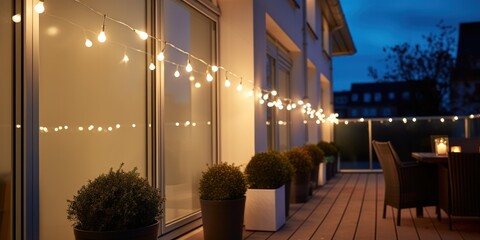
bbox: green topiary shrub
[303,144,325,166]
[66,164,164,231]
[245,151,295,189]
[284,147,314,174]
[317,141,338,157]
[199,162,247,200]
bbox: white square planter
[244,185,286,231]
[318,162,327,186]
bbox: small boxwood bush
[66,164,164,231]
[245,151,295,189]
[303,144,325,166]
[284,147,314,174]
[199,162,247,200]
[317,141,338,157]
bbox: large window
[0,1,13,239]
[266,38,291,152]
[39,0,150,239]
[162,0,216,225]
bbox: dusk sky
[333,0,480,91]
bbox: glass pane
[0,0,13,238]
[266,55,275,151]
[39,0,149,239]
[163,0,215,223]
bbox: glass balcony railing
[334,115,480,171]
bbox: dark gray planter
[290,172,310,203]
[73,221,159,240]
[201,197,245,240]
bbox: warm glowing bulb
[122,54,129,62]
[174,70,180,78]
[157,52,165,61]
[259,99,265,104]
[271,90,277,96]
[149,63,156,70]
[248,90,254,96]
[85,39,93,48]
[206,72,213,82]
[263,94,269,100]
[189,74,195,81]
[298,100,304,105]
[34,1,45,14]
[225,79,231,87]
[211,65,218,72]
[12,14,21,23]
[236,83,243,91]
[186,62,193,72]
[135,30,149,40]
[97,31,106,43]
[195,82,201,88]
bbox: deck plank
[354,173,377,240]
[179,173,480,240]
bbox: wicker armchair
[439,152,480,230]
[372,140,438,225]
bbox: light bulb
[135,30,149,40]
[85,39,93,48]
[34,1,45,14]
[97,31,106,43]
[149,63,156,70]
[195,82,201,88]
[291,103,296,109]
[259,99,265,104]
[263,94,269,100]
[122,54,129,62]
[174,70,180,78]
[186,62,193,72]
[298,100,304,105]
[157,52,165,61]
[236,83,243,91]
[189,74,195,81]
[12,14,21,23]
[224,79,231,87]
[248,90,254,96]
[206,72,213,82]
[271,90,277,96]
[211,65,218,72]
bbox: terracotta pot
[73,221,159,240]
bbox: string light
[189,73,195,81]
[174,65,180,78]
[186,55,193,72]
[84,38,93,48]
[225,72,231,87]
[157,42,166,61]
[97,14,107,43]
[12,14,21,23]
[195,82,201,88]
[122,53,129,63]
[43,0,343,124]
[135,30,149,40]
[34,0,45,14]
[149,62,156,71]
[236,78,243,92]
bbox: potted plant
[66,164,164,240]
[244,151,294,231]
[317,141,339,180]
[284,147,314,203]
[199,162,247,240]
[303,144,325,190]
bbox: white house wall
[217,0,335,166]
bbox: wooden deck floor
[179,173,480,240]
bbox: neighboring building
[334,80,439,118]
[0,0,355,239]
[451,22,480,114]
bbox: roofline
[320,0,356,56]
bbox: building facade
[0,0,355,239]
[451,22,480,115]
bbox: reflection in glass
[163,0,215,223]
